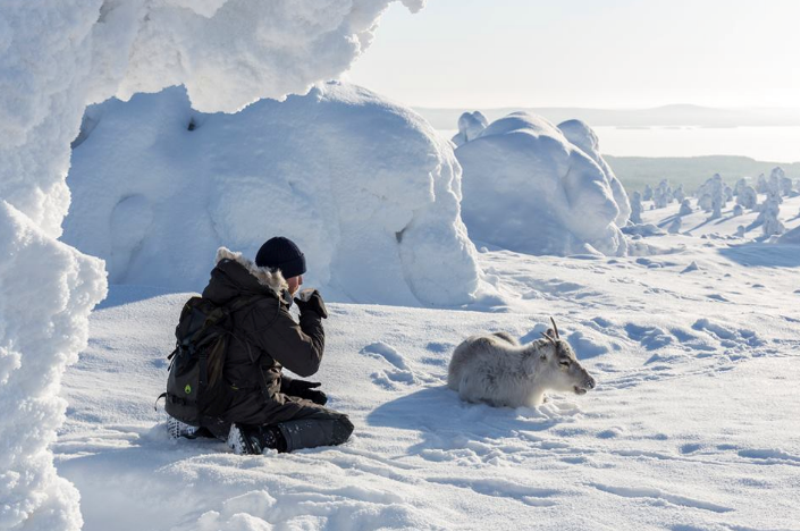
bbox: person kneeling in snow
[168,237,353,454]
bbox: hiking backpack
[160,294,262,426]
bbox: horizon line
[412,104,800,112]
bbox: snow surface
[0,1,423,528]
[454,113,630,257]
[57,205,800,528]
[63,83,480,306]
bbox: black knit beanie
[255,237,307,278]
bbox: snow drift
[454,112,630,256]
[0,1,424,528]
[63,83,480,306]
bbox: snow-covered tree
[736,225,746,238]
[764,169,784,205]
[724,185,734,202]
[757,185,784,237]
[771,167,793,197]
[698,192,712,212]
[653,179,672,209]
[733,204,743,217]
[737,185,758,210]
[679,199,693,216]
[630,191,643,224]
[733,178,747,197]
[668,217,681,234]
[642,184,653,201]
[762,208,785,237]
[673,184,685,203]
[756,173,768,193]
[696,174,725,219]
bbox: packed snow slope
[63,84,479,306]
[454,112,631,257]
[57,196,800,530]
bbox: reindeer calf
[447,319,596,408]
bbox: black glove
[282,378,328,405]
[294,289,328,319]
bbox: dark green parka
[202,247,325,425]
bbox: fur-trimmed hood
[214,246,288,298]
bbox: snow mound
[63,83,480,306]
[557,119,631,226]
[454,112,629,257]
[0,202,107,531]
[452,111,488,147]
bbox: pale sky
[346,0,800,109]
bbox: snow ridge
[454,112,630,257]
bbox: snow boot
[167,416,201,439]
[227,423,287,455]
[167,416,215,439]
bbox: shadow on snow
[366,386,577,456]
[718,242,800,268]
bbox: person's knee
[331,415,354,445]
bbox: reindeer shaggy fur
[447,320,596,408]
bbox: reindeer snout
[586,375,597,389]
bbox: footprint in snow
[736,447,800,466]
[361,342,410,370]
[370,369,417,390]
[361,342,418,389]
[692,319,765,348]
[590,483,732,513]
[624,323,673,351]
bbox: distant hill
[417,105,800,130]
[606,155,800,194]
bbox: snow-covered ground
[56,195,800,530]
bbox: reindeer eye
[559,360,571,367]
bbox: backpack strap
[224,294,266,314]
[154,392,167,411]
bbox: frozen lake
[595,126,800,162]
[440,126,800,163]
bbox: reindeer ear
[545,328,556,339]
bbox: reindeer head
[539,317,597,396]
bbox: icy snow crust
[455,113,630,257]
[0,1,423,528]
[63,84,480,306]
